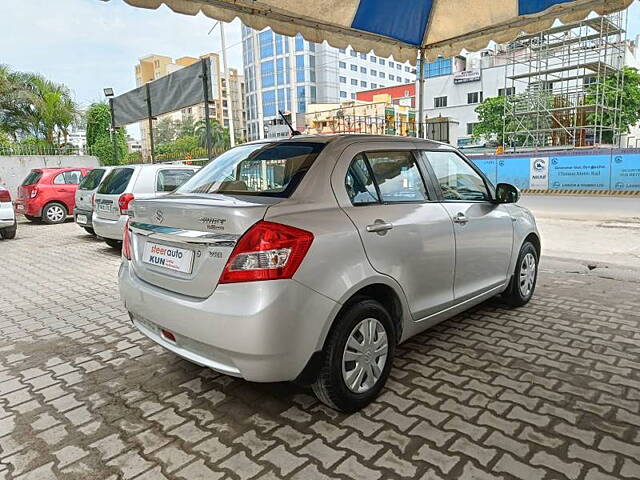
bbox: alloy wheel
[341,317,388,393]
[519,252,536,297]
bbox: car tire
[0,222,17,240]
[503,241,538,307]
[25,214,39,222]
[312,298,395,412]
[104,238,122,249]
[84,227,96,236]
[42,202,67,224]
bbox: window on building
[498,87,515,96]
[397,64,402,70]
[467,122,478,135]
[309,55,316,82]
[296,55,305,82]
[261,60,275,88]
[379,72,385,79]
[371,70,377,77]
[262,90,276,117]
[422,57,453,78]
[259,30,273,58]
[379,59,386,66]
[405,78,410,83]
[405,66,411,72]
[434,96,447,108]
[339,48,346,54]
[351,93,356,99]
[360,53,366,60]
[277,88,286,111]
[371,83,377,89]
[350,64,357,72]
[339,76,346,83]
[276,58,285,85]
[389,74,394,81]
[370,56,377,63]
[360,80,367,88]
[360,66,366,74]
[295,33,304,51]
[297,86,306,113]
[351,78,358,86]
[339,61,346,68]
[340,90,347,98]
[275,34,284,55]
[467,91,483,104]
[350,50,357,57]
[389,61,394,68]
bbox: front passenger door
[423,150,513,301]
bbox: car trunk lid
[128,194,280,298]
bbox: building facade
[241,25,416,141]
[134,53,245,160]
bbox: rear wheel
[503,241,538,307]
[0,222,16,239]
[42,202,67,224]
[84,227,96,236]
[312,298,395,412]
[104,238,121,249]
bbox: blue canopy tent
[99,0,633,134]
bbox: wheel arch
[524,232,541,258]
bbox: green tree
[585,66,640,144]
[154,117,178,145]
[195,118,230,150]
[471,96,507,145]
[85,102,126,165]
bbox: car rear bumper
[93,213,127,240]
[118,260,338,382]
[74,207,93,227]
[0,203,16,226]
[14,200,40,217]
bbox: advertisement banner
[497,157,530,190]
[610,154,640,191]
[548,155,610,190]
[529,157,549,190]
[473,159,498,185]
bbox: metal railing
[0,145,96,156]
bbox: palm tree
[195,118,230,150]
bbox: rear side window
[22,170,42,186]
[156,169,196,193]
[54,170,82,185]
[176,142,324,197]
[79,169,106,190]
[346,151,428,204]
[98,168,134,195]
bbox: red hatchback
[15,167,92,224]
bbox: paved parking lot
[2,220,640,480]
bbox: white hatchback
[0,186,17,240]
[93,163,199,248]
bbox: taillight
[30,188,38,199]
[118,193,134,215]
[122,219,132,260]
[219,221,313,284]
[0,189,10,202]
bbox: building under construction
[503,11,627,151]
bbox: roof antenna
[278,110,301,136]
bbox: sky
[1,0,639,137]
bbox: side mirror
[495,183,520,204]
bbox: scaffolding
[503,11,627,152]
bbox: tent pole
[145,83,155,164]
[417,48,425,139]
[201,58,214,162]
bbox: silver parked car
[0,186,17,240]
[93,163,199,249]
[119,135,540,412]
[75,166,113,236]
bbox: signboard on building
[453,70,481,84]
[529,157,549,190]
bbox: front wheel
[42,202,67,224]
[503,241,538,307]
[312,298,395,412]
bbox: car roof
[243,134,453,150]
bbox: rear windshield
[22,170,42,186]
[79,169,106,190]
[156,169,196,192]
[175,142,324,197]
[98,168,134,195]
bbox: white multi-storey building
[242,25,416,141]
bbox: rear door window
[156,169,196,193]
[22,171,42,186]
[63,170,82,184]
[98,168,134,195]
[79,169,106,190]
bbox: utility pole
[417,49,425,139]
[108,98,119,164]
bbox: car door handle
[366,220,393,234]
[453,212,469,224]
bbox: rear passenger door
[421,150,514,301]
[334,144,456,320]
[53,170,82,211]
